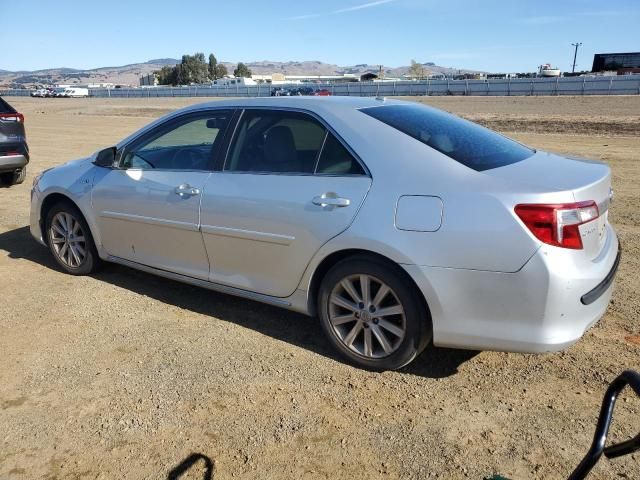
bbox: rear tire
[0,167,26,186]
[13,167,26,185]
[318,255,431,371]
[45,201,102,275]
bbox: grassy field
[0,96,638,479]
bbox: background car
[31,89,49,97]
[52,87,69,97]
[314,88,332,96]
[30,97,619,370]
[290,86,315,96]
[270,87,292,96]
[0,96,29,186]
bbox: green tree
[179,53,208,84]
[215,63,228,78]
[155,65,177,85]
[208,54,218,80]
[408,59,426,80]
[234,62,252,78]
[155,52,224,85]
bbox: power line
[571,42,583,73]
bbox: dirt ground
[0,96,638,480]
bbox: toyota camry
[30,97,620,370]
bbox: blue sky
[1,0,638,72]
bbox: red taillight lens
[514,201,599,250]
[0,113,24,123]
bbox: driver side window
[121,111,231,170]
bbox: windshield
[360,103,534,171]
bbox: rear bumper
[0,154,28,172]
[581,248,621,305]
[404,224,620,353]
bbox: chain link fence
[2,75,639,98]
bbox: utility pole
[571,42,582,73]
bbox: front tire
[45,202,102,275]
[318,256,432,371]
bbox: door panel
[92,169,211,279]
[200,173,371,297]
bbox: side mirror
[93,147,116,168]
[206,118,225,129]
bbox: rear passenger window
[361,104,534,171]
[226,110,326,174]
[316,134,365,175]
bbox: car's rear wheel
[45,202,101,275]
[0,167,26,186]
[318,256,431,370]
[12,167,26,185]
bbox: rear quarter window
[360,104,534,171]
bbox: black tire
[44,201,102,275]
[13,167,27,185]
[318,255,432,371]
[0,167,26,186]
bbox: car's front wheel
[318,256,432,371]
[45,202,102,275]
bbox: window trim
[116,108,235,172]
[220,107,371,178]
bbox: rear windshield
[0,97,16,114]
[360,104,534,171]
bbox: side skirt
[106,255,305,312]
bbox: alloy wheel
[328,274,406,358]
[49,212,87,268]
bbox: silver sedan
[30,97,620,370]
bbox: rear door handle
[312,192,350,208]
[174,184,201,198]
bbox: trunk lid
[486,150,612,260]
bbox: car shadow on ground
[0,226,478,379]
[167,453,214,480]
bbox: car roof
[178,95,401,114]
[116,96,411,150]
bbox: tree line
[155,53,252,86]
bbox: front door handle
[174,184,201,198]
[312,192,350,208]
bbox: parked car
[314,88,332,96]
[30,97,619,370]
[0,96,29,186]
[51,87,68,98]
[51,87,89,98]
[290,86,315,96]
[64,87,89,98]
[271,87,292,96]
[31,89,49,98]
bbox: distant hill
[0,59,482,88]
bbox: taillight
[0,113,24,123]
[514,201,599,250]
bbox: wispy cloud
[288,0,396,20]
